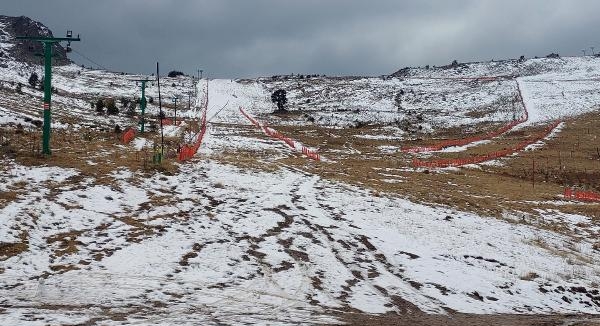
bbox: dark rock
[0,15,71,65]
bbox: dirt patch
[0,241,28,260]
[336,312,600,326]
[2,127,179,178]
[46,230,84,257]
[0,231,28,260]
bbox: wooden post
[532,157,535,188]
[559,150,562,170]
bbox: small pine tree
[126,101,136,117]
[271,89,287,111]
[28,72,38,88]
[16,82,22,93]
[96,99,105,114]
[119,97,130,108]
[105,98,119,115]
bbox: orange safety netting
[178,84,209,161]
[413,120,561,168]
[403,81,529,153]
[161,118,185,126]
[564,188,600,202]
[121,127,136,144]
[239,107,321,161]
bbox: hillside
[0,15,70,66]
[1,16,600,326]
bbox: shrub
[168,70,184,78]
[119,97,130,108]
[96,99,105,114]
[105,98,119,115]
[28,72,38,88]
[126,101,136,117]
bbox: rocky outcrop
[0,15,71,66]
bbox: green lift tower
[16,31,81,156]
[132,79,152,133]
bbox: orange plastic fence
[403,81,529,153]
[240,108,260,128]
[302,146,321,161]
[162,118,187,126]
[239,107,321,161]
[178,83,209,161]
[413,120,561,168]
[263,127,296,149]
[564,188,600,202]
[121,127,136,144]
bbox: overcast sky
[3,0,599,78]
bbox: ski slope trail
[517,64,600,126]
[2,158,600,325]
[205,79,270,125]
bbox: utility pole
[172,95,179,125]
[185,91,193,111]
[194,70,201,97]
[591,47,596,56]
[582,49,586,56]
[157,62,164,161]
[131,79,152,133]
[16,31,80,155]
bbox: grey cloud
[2,0,599,77]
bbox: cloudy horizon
[3,0,599,78]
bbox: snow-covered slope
[1,159,599,325]
[518,59,600,125]
[2,16,600,324]
[230,56,600,137]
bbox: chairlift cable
[70,48,110,71]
